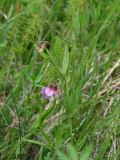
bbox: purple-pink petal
[41,85,58,99]
[41,87,48,98]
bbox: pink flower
[41,85,58,99]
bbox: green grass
[0,0,120,159]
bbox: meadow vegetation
[0,0,120,159]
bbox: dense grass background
[0,0,120,159]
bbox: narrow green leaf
[57,150,69,160]
[80,145,93,160]
[67,143,78,160]
[62,45,69,75]
[22,138,51,149]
